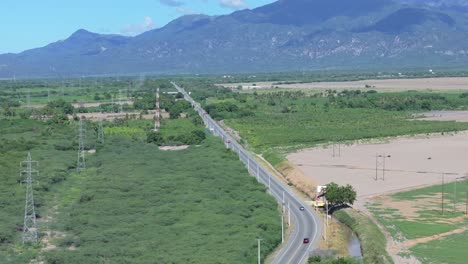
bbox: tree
[146,131,163,145]
[324,182,356,208]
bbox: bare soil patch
[219,77,468,92]
[402,226,468,249]
[415,111,468,122]
[70,110,169,121]
[287,132,468,208]
[159,145,190,151]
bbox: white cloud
[121,16,157,36]
[159,0,185,7]
[219,0,247,10]
[176,7,199,15]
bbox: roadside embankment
[334,208,393,264]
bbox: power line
[256,238,263,264]
[118,89,123,113]
[97,119,104,144]
[21,152,38,244]
[154,88,161,131]
[77,118,86,172]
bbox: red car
[303,238,310,244]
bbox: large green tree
[324,182,357,208]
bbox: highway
[172,82,322,264]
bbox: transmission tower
[26,90,31,109]
[77,118,86,172]
[97,119,104,144]
[154,88,161,131]
[21,152,38,244]
[118,89,123,113]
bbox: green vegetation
[179,82,468,160]
[324,183,357,208]
[334,209,393,264]
[43,136,280,263]
[0,119,81,263]
[368,180,468,241]
[308,255,359,264]
[0,82,282,263]
[218,90,468,164]
[409,230,468,264]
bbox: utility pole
[326,200,329,227]
[281,213,284,243]
[97,119,104,144]
[441,173,445,215]
[154,88,161,131]
[21,152,38,244]
[77,118,86,172]
[323,212,327,241]
[375,154,390,181]
[26,90,31,110]
[464,178,468,215]
[256,239,263,264]
[282,191,285,213]
[454,177,457,213]
[118,89,123,113]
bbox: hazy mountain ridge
[1,0,468,77]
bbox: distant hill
[1,0,468,78]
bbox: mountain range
[1,0,468,78]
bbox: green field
[0,114,281,263]
[367,181,468,264]
[368,181,468,240]
[410,230,468,264]
[210,90,468,164]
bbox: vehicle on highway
[299,206,305,211]
[303,238,310,244]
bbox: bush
[146,131,163,145]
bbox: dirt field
[416,110,468,122]
[219,77,468,92]
[30,100,133,109]
[71,110,169,121]
[287,132,468,204]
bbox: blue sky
[1,0,275,54]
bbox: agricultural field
[181,77,468,263]
[0,79,282,263]
[287,132,468,201]
[367,181,468,264]
[209,89,468,165]
[218,77,468,93]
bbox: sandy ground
[287,132,468,204]
[416,110,468,122]
[71,110,169,121]
[287,132,468,263]
[219,77,468,92]
[29,100,133,109]
[159,145,190,151]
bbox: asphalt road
[172,82,322,264]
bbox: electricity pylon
[97,119,104,144]
[118,89,123,113]
[154,88,161,131]
[21,152,38,244]
[77,118,86,172]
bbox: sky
[1,0,275,54]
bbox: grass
[0,117,282,263]
[45,136,281,263]
[410,230,468,264]
[220,92,468,164]
[333,208,393,264]
[368,181,468,262]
